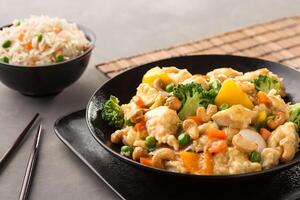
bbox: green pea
[266,115,275,121]
[2,40,11,48]
[0,56,9,63]
[178,133,190,146]
[145,136,156,148]
[55,55,64,63]
[166,83,175,92]
[36,33,43,42]
[249,151,261,163]
[120,146,133,157]
[219,103,229,111]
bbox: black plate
[86,55,300,179]
[54,110,300,200]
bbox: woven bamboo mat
[96,16,300,78]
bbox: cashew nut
[166,135,179,150]
[196,104,217,123]
[232,134,258,153]
[153,78,164,91]
[152,148,176,168]
[111,128,129,143]
[267,111,286,129]
[132,147,147,161]
[165,96,181,110]
[280,137,296,162]
[182,119,200,139]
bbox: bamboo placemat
[96,16,300,78]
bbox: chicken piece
[182,75,209,89]
[267,122,299,162]
[207,68,242,82]
[162,67,192,84]
[261,148,281,169]
[211,105,256,129]
[236,81,256,96]
[121,102,144,123]
[267,89,289,118]
[213,147,262,175]
[149,94,166,109]
[145,106,180,143]
[136,83,159,107]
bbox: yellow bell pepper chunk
[257,110,267,123]
[142,67,171,86]
[179,151,200,173]
[215,79,254,109]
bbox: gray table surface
[0,0,299,199]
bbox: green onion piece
[219,103,230,111]
[166,83,175,92]
[36,33,43,42]
[125,119,135,126]
[0,56,9,63]
[55,55,64,63]
[15,20,21,26]
[2,40,11,48]
[249,151,261,163]
[266,115,275,121]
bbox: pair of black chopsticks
[0,113,42,200]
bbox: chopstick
[0,113,39,170]
[18,124,42,200]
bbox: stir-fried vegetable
[219,103,229,111]
[180,151,200,173]
[253,75,281,94]
[215,79,253,109]
[288,103,300,130]
[36,33,43,42]
[140,157,152,166]
[170,82,216,120]
[100,95,124,129]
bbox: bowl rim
[0,23,96,68]
[86,54,300,179]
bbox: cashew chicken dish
[100,66,300,175]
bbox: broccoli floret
[100,95,124,129]
[171,82,217,120]
[288,103,300,131]
[253,75,280,94]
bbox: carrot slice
[187,116,202,125]
[207,129,226,140]
[180,151,200,173]
[257,91,271,106]
[200,153,214,175]
[140,157,152,166]
[135,121,146,132]
[260,128,271,140]
[135,98,144,107]
[208,140,227,154]
[24,41,32,51]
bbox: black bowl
[0,24,95,96]
[86,55,300,180]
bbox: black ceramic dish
[0,24,95,96]
[86,55,300,180]
[54,110,300,200]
